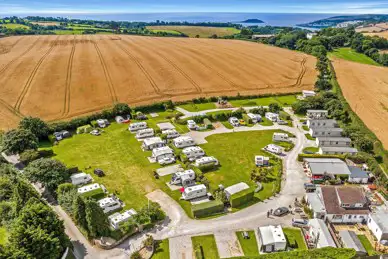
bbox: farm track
[61,35,76,118]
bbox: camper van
[181,184,207,200]
[170,169,196,186]
[136,128,154,139]
[129,122,148,132]
[162,129,180,139]
[229,117,240,127]
[194,156,219,167]
[182,146,206,161]
[264,144,283,155]
[247,113,262,124]
[272,133,289,142]
[152,146,175,165]
[98,197,122,214]
[70,172,92,185]
[173,136,196,148]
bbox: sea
[8,12,341,27]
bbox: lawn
[302,125,309,131]
[152,239,170,259]
[259,118,274,126]
[303,147,319,154]
[236,231,259,256]
[191,235,219,259]
[229,94,298,108]
[179,102,217,112]
[305,133,315,140]
[0,227,8,246]
[329,48,380,66]
[357,235,378,256]
[283,227,307,251]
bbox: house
[339,230,366,255]
[319,147,358,156]
[307,219,337,248]
[367,212,388,243]
[98,197,122,214]
[272,132,289,142]
[194,156,219,167]
[307,119,338,129]
[136,128,154,139]
[152,146,175,163]
[162,129,180,139]
[181,184,207,200]
[306,110,328,119]
[265,112,279,122]
[247,113,262,123]
[302,90,316,98]
[77,183,101,194]
[173,136,196,148]
[309,127,343,138]
[70,172,92,185]
[264,144,284,155]
[108,209,137,230]
[255,155,270,166]
[142,137,165,151]
[182,146,205,161]
[304,158,351,183]
[224,182,250,200]
[128,122,147,132]
[316,137,351,147]
[257,225,287,253]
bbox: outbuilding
[224,182,250,200]
[348,166,369,184]
[142,137,165,151]
[70,172,93,186]
[108,209,137,230]
[257,225,287,253]
[367,212,388,243]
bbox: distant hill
[240,19,264,24]
[297,14,388,28]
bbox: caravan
[182,146,206,161]
[173,136,196,148]
[255,156,270,166]
[129,122,148,132]
[181,184,207,200]
[162,129,180,139]
[264,144,284,155]
[70,172,92,185]
[108,209,137,230]
[97,119,110,128]
[247,113,262,124]
[272,133,289,142]
[170,169,196,186]
[136,128,154,139]
[152,146,175,165]
[142,137,165,151]
[194,156,219,167]
[98,197,122,214]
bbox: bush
[203,118,213,129]
[297,153,346,162]
[229,188,254,208]
[192,200,224,218]
[279,111,291,120]
[90,120,98,128]
[19,149,40,165]
[242,114,252,124]
[197,163,218,173]
[76,125,93,134]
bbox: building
[257,225,287,253]
[173,136,196,148]
[307,219,337,248]
[224,182,250,200]
[339,230,366,255]
[108,209,137,230]
[319,147,358,156]
[252,34,275,40]
[152,146,174,163]
[98,197,122,214]
[142,137,165,151]
[303,158,351,183]
[309,127,343,138]
[77,183,101,194]
[306,110,328,119]
[71,172,92,185]
[265,112,279,122]
[307,119,338,129]
[306,33,317,40]
[272,132,289,142]
[302,90,316,98]
[367,212,388,243]
[306,189,327,219]
[316,137,351,147]
[348,166,369,184]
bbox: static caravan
[265,112,279,122]
[247,113,262,123]
[194,156,219,167]
[96,119,110,128]
[129,122,147,132]
[181,184,207,200]
[258,225,287,253]
[173,136,196,149]
[170,169,196,186]
[306,110,328,119]
[98,197,122,214]
[71,172,92,186]
[318,147,358,156]
[187,120,198,130]
[53,130,71,141]
[255,156,270,166]
[272,133,289,142]
[309,127,343,138]
[142,137,165,151]
[136,128,154,139]
[152,146,175,165]
[264,144,283,155]
[77,183,101,194]
[224,182,250,200]
[307,119,338,129]
[162,129,180,139]
[182,146,206,161]
[316,137,351,147]
[108,209,137,230]
[302,90,316,98]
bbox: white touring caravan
[152,146,175,165]
[70,172,93,185]
[162,129,180,139]
[247,113,262,123]
[173,136,196,148]
[182,146,206,161]
[97,119,110,128]
[142,137,165,151]
[264,144,284,155]
[194,156,219,167]
[170,169,196,186]
[129,122,148,132]
[272,133,289,142]
[77,183,101,194]
[108,209,137,230]
[181,184,207,200]
[136,128,154,139]
[98,197,122,214]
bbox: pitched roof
[317,137,352,142]
[369,212,388,233]
[224,182,250,196]
[336,187,368,204]
[320,147,358,153]
[306,158,351,176]
[348,166,369,179]
[309,219,337,248]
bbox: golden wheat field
[0,35,317,129]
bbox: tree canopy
[19,116,49,140]
[1,129,38,155]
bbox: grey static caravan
[135,128,154,139]
[306,110,328,119]
[319,146,358,156]
[162,129,180,139]
[182,146,206,161]
[309,127,343,138]
[316,137,352,147]
[98,197,122,214]
[142,137,165,151]
[194,156,219,167]
[307,119,338,129]
[181,184,207,200]
[77,183,101,194]
[173,136,196,148]
[70,172,93,186]
[128,122,148,132]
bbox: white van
[173,136,196,149]
[194,156,219,167]
[229,117,240,127]
[181,184,207,200]
[170,169,196,186]
[136,128,154,139]
[162,129,180,139]
[182,146,206,161]
[129,122,147,132]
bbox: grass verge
[192,235,219,259]
[179,102,217,112]
[303,146,319,153]
[329,48,380,66]
[283,227,307,251]
[152,239,170,259]
[236,231,259,256]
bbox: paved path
[214,231,244,258]
[169,236,193,259]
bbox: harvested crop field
[331,58,388,148]
[0,35,316,128]
[364,31,388,39]
[147,25,240,38]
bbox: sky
[1,0,388,14]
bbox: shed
[348,166,369,184]
[258,225,287,252]
[339,230,366,255]
[224,182,249,200]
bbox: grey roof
[306,191,326,213]
[317,137,352,142]
[306,158,351,175]
[320,147,358,153]
[370,212,388,233]
[224,182,249,196]
[308,119,337,124]
[348,166,369,179]
[311,127,343,132]
[339,231,366,253]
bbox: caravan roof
[108,209,137,225]
[143,137,163,146]
[77,183,100,194]
[71,172,88,181]
[224,182,250,196]
[174,136,194,143]
[195,156,217,164]
[98,197,119,208]
[152,146,174,157]
[130,121,147,127]
[184,184,206,194]
[258,225,286,246]
[182,146,204,153]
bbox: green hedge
[243,114,252,124]
[80,188,105,199]
[279,111,291,120]
[192,200,224,218]
[230,188,254,208]
[297,153,346,162]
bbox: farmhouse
[173,136,196,148]
[77,183,101,194]
[152,146,175,163]
[98,197,122,214]
[181,184,207,200]
[348,166,369,184]
[247,113,262,123]
[306,110,328,119]
[309,127,343,138]
[108,209,137,230]
[129,122,147,132]
[224,182,250,200]
[307,119,338,129]
[316,137,352,147]
[338,230,366,255]
[264,144,283,155]
[367,212,388,243]
[302,90,316,98]
[182,146,205,161]
[319,146,358,156]
[307,219,336,248]
[70,172,92,186]
[162,129,180,139]
[303,158,351,183]
[272,132,289,142]
[142,137,165,151]
[257,225,287,253]
[136,128,154,139]
[255,155,270,166]
[265,112,279,122]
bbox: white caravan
[265,112,279,122]
[272,133,289,142]
[247,113,262,123]
[142,137,165,151]
[97,119,109,128]
[128,122,148,132]
[255,156,270,166]
[162,129,180,139]
[194,156,219,167]
[136,128,154,139]
[71,172,93,186]
[77,183,101,194]
[264,144,284,155]
[182,146,206,161]
[152,146,175,165]
[98,197,122,214]
[187,120,198,130]
[229,117,240,127]
[170,169,196,186]
[181,184,207,200]
[173,136,196,148]
[108,209,137,230]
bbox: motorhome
[162,129,180,139]
[129,122,147,132]
[264,144,284,155]
[255,156,270,166]
[98,197,122,214]
[136,128,154,139]
[152,146,175,165]
[194,156,219,167]
[265,112,279,122]
[272,133,289,142]
[142,137,165,151]
[229,117,240,127]
[182,146,206,161]
[181,184,207,200]
[108,209,137,230]
[170,169,196,186]
[70,172,93,185]
[173,136,196,148]
[247,113,262,123]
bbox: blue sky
[1,0,388,14]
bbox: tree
[19,116,49,140]
[57,183,77,214]
[72,194,88,230]
[354,137,374,153]
[1,129,38,154]
[19,149,40,165]
[24,158,70,194]
[84,198,110,238]
[268,102,281,113]
[315,79,332,91]
[112,103,131,116]
[311,45,327,57]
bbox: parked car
[94,168,105,177]
[304,183,316,192]
[292,218,308,228]
[273,207,289,216]
[228,117,239,127]
[90,129,101,136]
[239,119,246,126]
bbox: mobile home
[194,156,219,167]
[309,127,343,138]
[302,90,316,98]
[247,113,262,123]
[170,169,196,186]
[142,137,165,151]
[258,225,287,253]
[318,147,358,156]
[108,209,137,230]
[70,172,92,186]
[182,146,206,161]
[272,132,289,142]
[307,119,338,129]
[136,128,154,139]
[162,129,180,139]
[96,119,110,128]
[152,146,175,165]
[173,136,196,148]
[264,144,283,155]
[98,197,122,214]
[265,112,279,122]
[128,122,147,132]
[181,184,207,200]
[77,183,101,194]
[306,110,328,119]
[316,137,351,147]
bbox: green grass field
[303,146,319,153]
[0,227,8,246]
[229,94,298,108]
[179,102,217,112]
[3,23,29,29]
[283,227,307,250]
[357,235,378,256]
[329,48,380,66]
[192,235,219,259]
[236,231,259,256]
[152,239,170,259]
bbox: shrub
[297,153,346,162]
[19,149,40,165]
[192,200,224,218]
[279,111,291,120]
[242,114,252,124]
[229,188,254,208]
[90,120,98,128]
[76,125,93,134]
[203,118,213,129]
